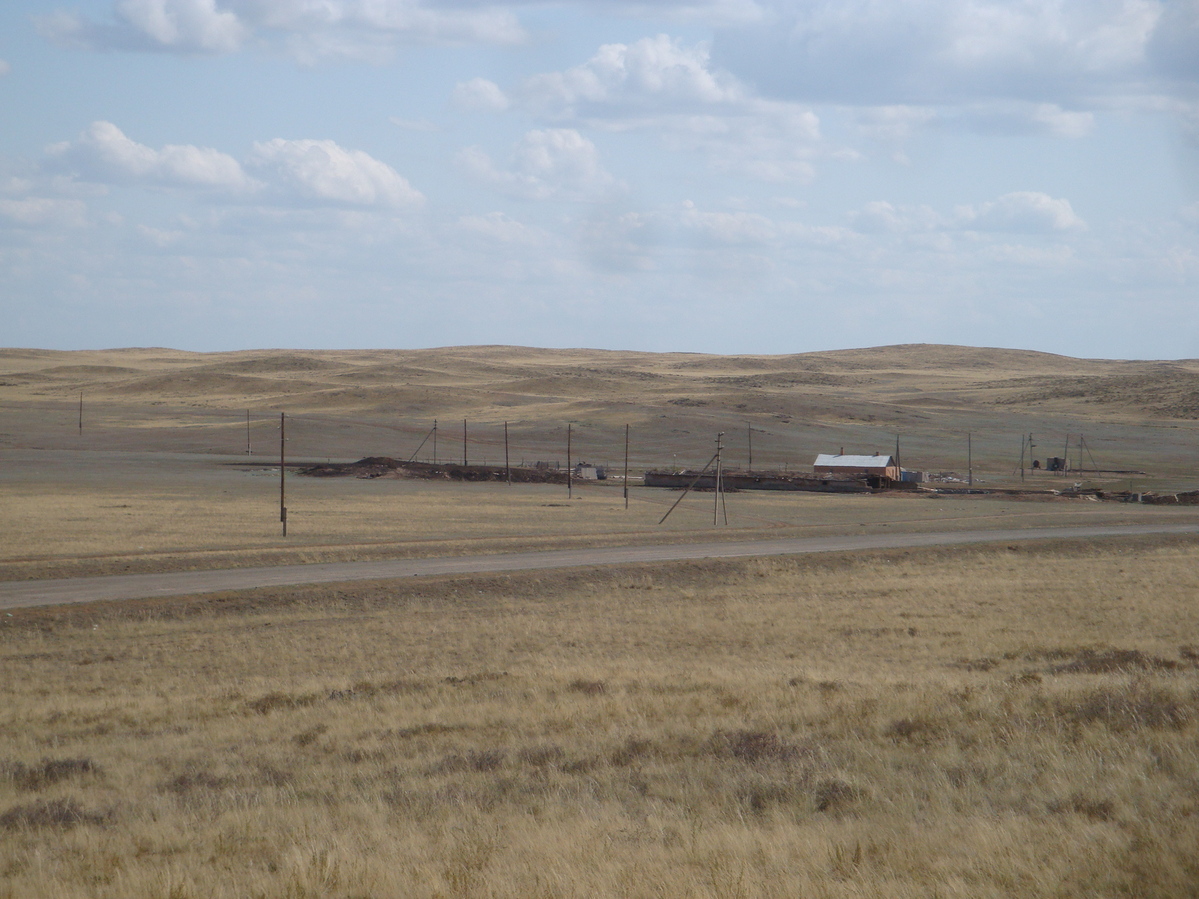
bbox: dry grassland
[6,344,1199,486]
[5,449,1197,581]
[2,536,1198,898]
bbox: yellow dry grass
[5,449,1197,581]
[2,536,1197,898]
[6,344,1199,487]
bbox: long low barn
[813,453,900,481]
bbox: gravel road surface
[3,523,1197,610]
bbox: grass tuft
[567,678,607,696]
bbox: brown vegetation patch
[246,690,323,715]
[710,730,801,765]
[1046,648,1184,674]
[0,757,100,791]
[1048,793,1117,821]
[0,798,109,830]
[1051,683,1193,732]
[567,678,607,696]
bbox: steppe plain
[2,344,1199,897]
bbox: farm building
[813,453,900,484]
[573,462,605,480]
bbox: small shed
[573,462,606,480]
[813,453,900,482]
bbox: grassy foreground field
[3,535,1198,898]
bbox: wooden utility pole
[623,423,630,509]
[746,423,752,472]
[280,412,287,537]
[658,447,720,525]
[504,422,511,485]
[462,419,468,466]
[714,432,727,525]
[1019,434,1026,482]
[967,431,972,488]
[246,410,252,455]
[433,419,438,464]
[78,391,83,435]
[567,423,572,499]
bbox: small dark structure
[642,470,871,494]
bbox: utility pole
[504,421,511,485]
[567,423,572,499]
[747,423,752,472]
[714,432,727,525]
[463,419,467,466]
[280,412,287,537]
[1019,434,1026,482]
[623,423,630,509]
[967,431,972,488]
[433,419,438,464]
[246,410,252,455]
[78,391,83,435]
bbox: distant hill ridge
[4,344,1199,422]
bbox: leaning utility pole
[280,412,288,537]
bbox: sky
[1,0,1198,358]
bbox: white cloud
[453,78,510,112]
[678,199,775,244]
[137,224,185,246]
[852,200,943,233]
[852,193,1086,234]
[457,212,544,244]
[38,0,525,60]
[38,123,422,211]
[713,0,1164,107]
[248,139,424,208]
[458,129,620,201]
[956,192,1086,232]
[509,35,823,182]
[46,121,256,191]
[523,34,744,115]
[0,197,88,228]
[115,0,246,52]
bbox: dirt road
[3,523,1197,611]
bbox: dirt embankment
[301,457,569,484]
